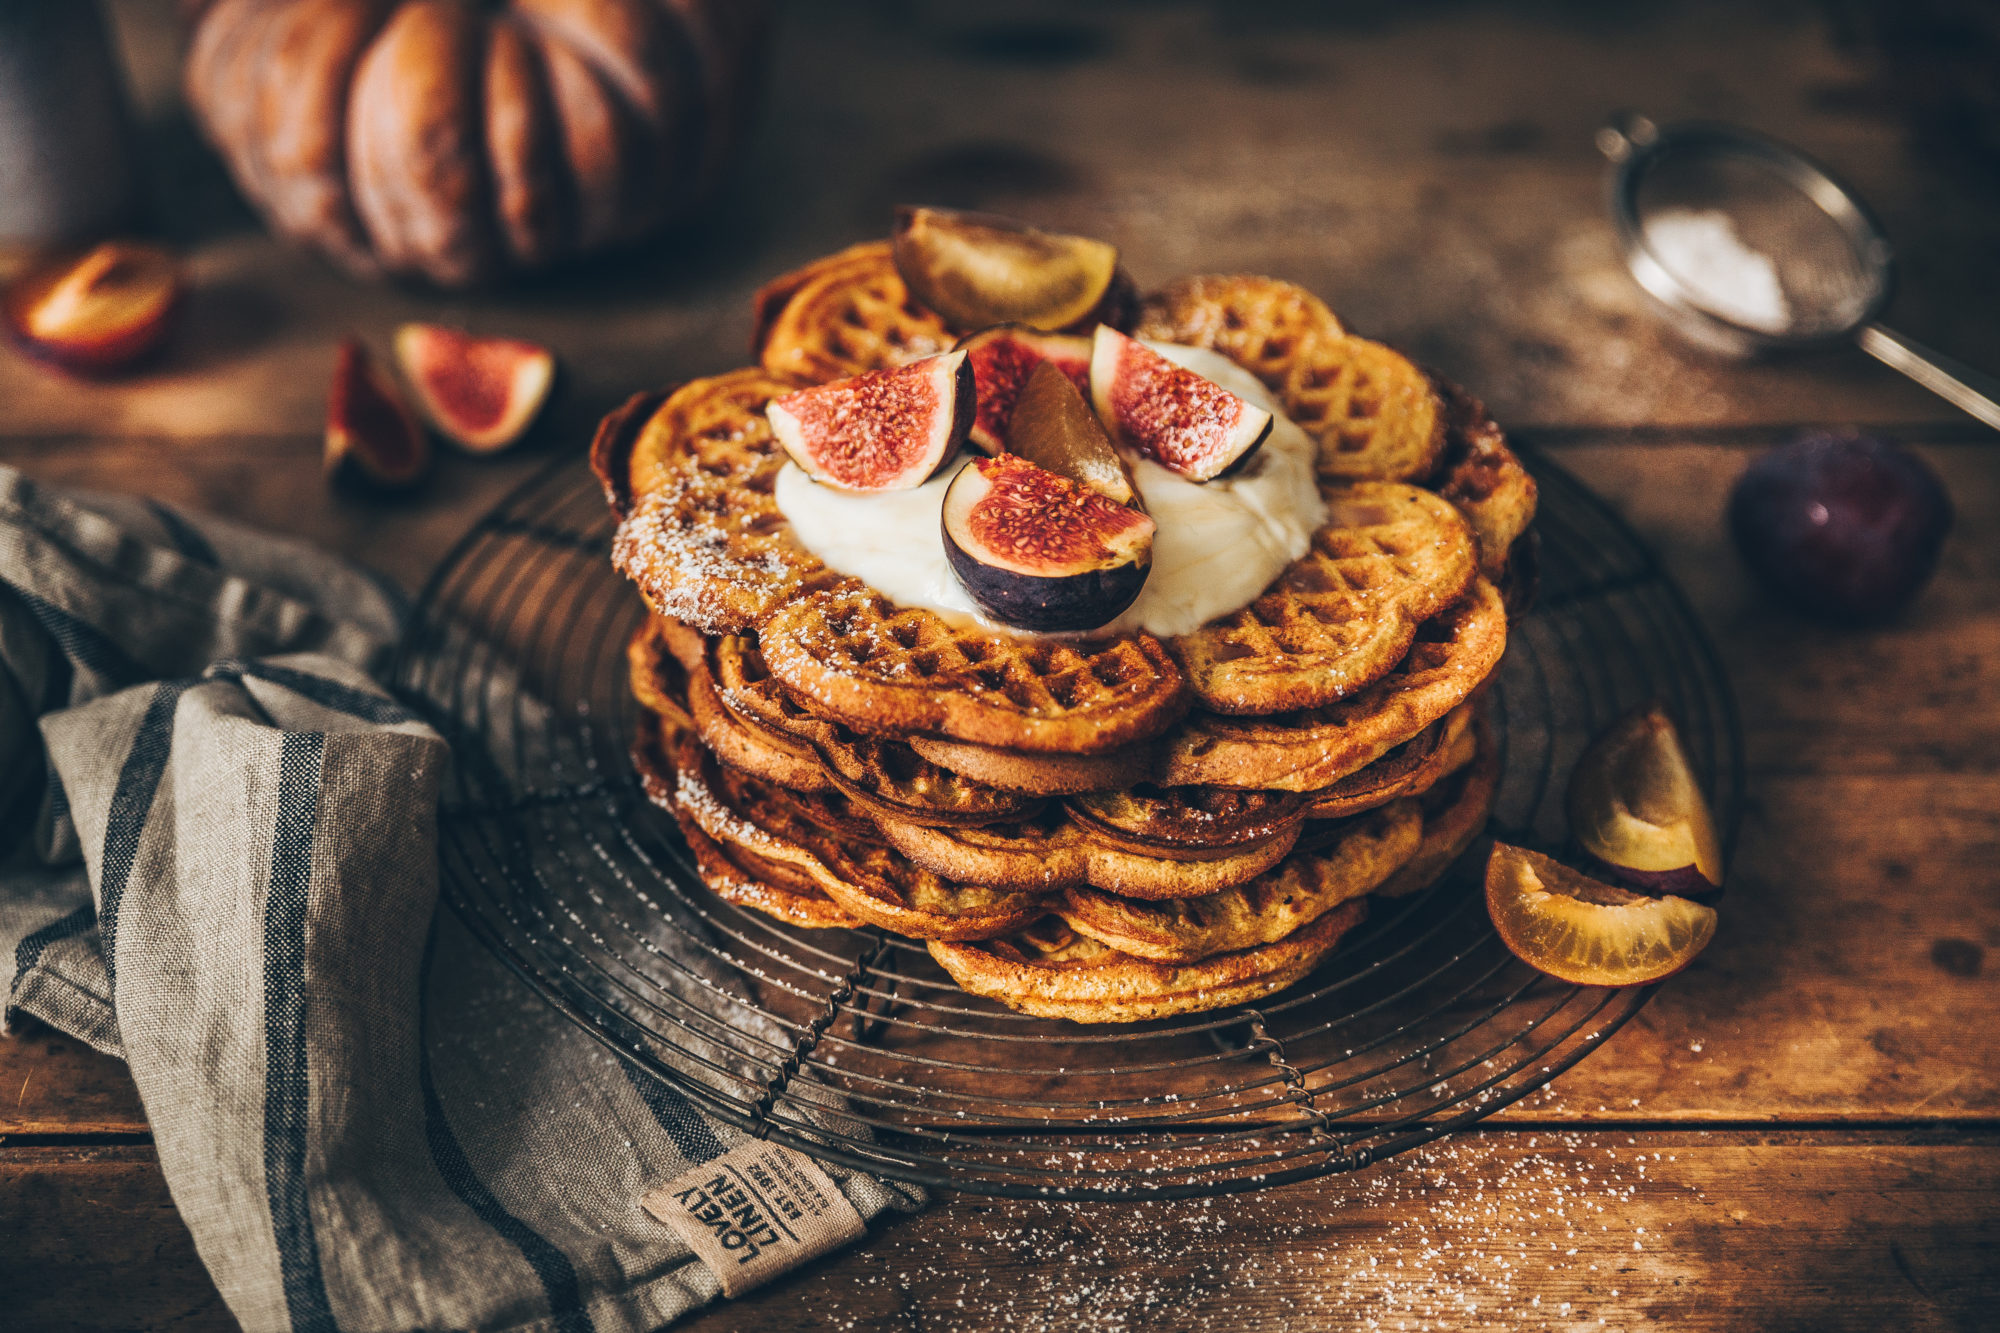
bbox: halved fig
[326,338,430,490]
[767,350,973,491]
[1007,360,1137,506]
[942,453,1155,632]
[893,206,1120,333]
[1089,326,1273,482]
[1486,843,1717,987]
[956,323,1093,453]
[3,242,181,375]
[392,323,555,453]
[1567,704,1724,900]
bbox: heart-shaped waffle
[866,804,1299,899]
[1170,482,1477,714]
[1067,782,1308,853]
[1302,698,1475,820]
[928,901,1368,1023]
[1137,276,1445,482]
[640,619,832,794]
[672,734,1048,940]
[1374,714,1500,899]
[1428,382,1538,582]
[1160,580,1508,790]
[1057,797,1421,962]
[754,241,955,383]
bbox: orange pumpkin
[185,0,768,285]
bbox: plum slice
[1089,326,1272,482]
[326,338,430,490]
[956,323,1093,453]
[767,350,973,491]
[393,323,555,453]
[1007,360,1137,506]
[1486,843,1717,987]
[942,453,1155,633]
[1567,704,1723,900]
[3,242,181,376]
[893,206,1120,333]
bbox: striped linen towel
[0,466,922,1332]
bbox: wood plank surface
[3,0,1996,1330]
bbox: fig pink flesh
[963,328,1091,451]
[404,325,547,433]
[770,352,966,490]
[1092,327,1271,481]
[960,455,1152,576]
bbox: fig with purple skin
[956,323,1093,453]
[1567,704,1723,901]
[893,206,1121,333]
[942,454,1155,632]
[1007,360,1137,506]
[326,338,430,490]
[1728,430,1953,623]
[768,350,974,492]
[393,323,555,454]
[1089,326,1272,482]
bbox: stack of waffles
[594,244,1537,1022]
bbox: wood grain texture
[0,1022,147,1137]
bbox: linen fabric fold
[0,466,920,1333]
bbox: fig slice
[1486,843,1717,987]
[956,323,1093,453]
[1007,360,1137,506]
[768,350,973,492]
[326,338,430,490]
[893,206,1120,333]
[1089,326,1273,482]
[942,453,1155,633]
[2,242,181,375]
[392,323,555,453]
[1567,703,1724,899]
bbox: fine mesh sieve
[1599,113,2000,431]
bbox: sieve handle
[1857,323,2000,433]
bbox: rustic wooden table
[4,3,1996,1329]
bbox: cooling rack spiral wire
[391,445,1743,1200]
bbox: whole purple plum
[1728,431,1952,623]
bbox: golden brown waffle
[673,733,1048,940]
[627,616,697,734]
[1430,382,1538,583]
[603,370,831,631]
[1160,580,1508,790]
[667,626,833,793]
[757,584,1190,753]
[1067,783,1307,854]
[1137,276,1444,482]
[1131,275,1344,388]
[1375,716,1500,898]
[907,733,1157,796]
[754,241,955,383]
[1302,698,1475,820]
[1058,798,1421,962]
[1171,482,1477,715]
[866,805,1299,899]
[928,901,1367,1023]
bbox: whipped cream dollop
[773,343,1326,638]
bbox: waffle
[928,900,1368,1023]
[673,732,1048,940]
[1160,580,1508,790]
[1057,798,1421,962]
[1171,482,1477,714]
[1303,699,1475,820]
[1375,715,1501,898]
[754,241,954,383]
[1067,783,1307,853]
[1431,384,1538,582]
[908,733,1157,796]
[1136,276,1444,482]
[867,805,1299,899]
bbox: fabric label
[641,1140,866,1296]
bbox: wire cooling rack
[392,448,1742,1200]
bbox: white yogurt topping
[773,343,1326,638]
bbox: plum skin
[1727,430,1952,624]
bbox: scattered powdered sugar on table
[1642,208,1792,333]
